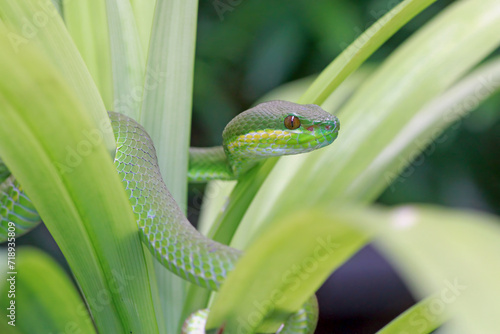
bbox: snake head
[223,100,340,176]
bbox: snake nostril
[325,125,332,130]
[307,126,314,131]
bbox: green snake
[0,100,340,333]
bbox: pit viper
[0,100,340,333]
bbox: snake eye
[284,115,301,130]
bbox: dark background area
[13,0,500,333]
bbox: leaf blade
[0,248,96,334]
[0,0,115,155]
[0,27,158,333]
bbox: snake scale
[0,100,340,333]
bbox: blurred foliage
[191,0,499,216]
[380,92,500,213]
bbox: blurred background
[14,0,500,333]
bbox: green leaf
[376,206,500,333]
[0,26,158,333]
[105,0,145,119]
[257,66,375,114]
[300,0,438,105]
[50,0,63,16]
[208,205,500,333]
[206,159,278,244]
[64,0,114,109]
[0,248,95,334]
[348,57,500,201]
[0,0,115,155]
[207,208,371,333]
[130,0,156,58]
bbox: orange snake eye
[284,115,301,130]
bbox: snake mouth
[305,113,339,130]
[304,122,338,134]
[300,116,340,147]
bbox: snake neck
[188,146,261,183]
[188,147,235,182]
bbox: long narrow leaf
[130,0,156,58]
[0,248,95,334]
[0,29,158,333]
[207,208,372,333]
[105,0,145,119]
[348,57,500,201]
[0,0,115,155]
[300,0,438,105]
[64,0,114,108]
[376,207,500,333]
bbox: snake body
[0,100,340,333]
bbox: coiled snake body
[0,100,340,333]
